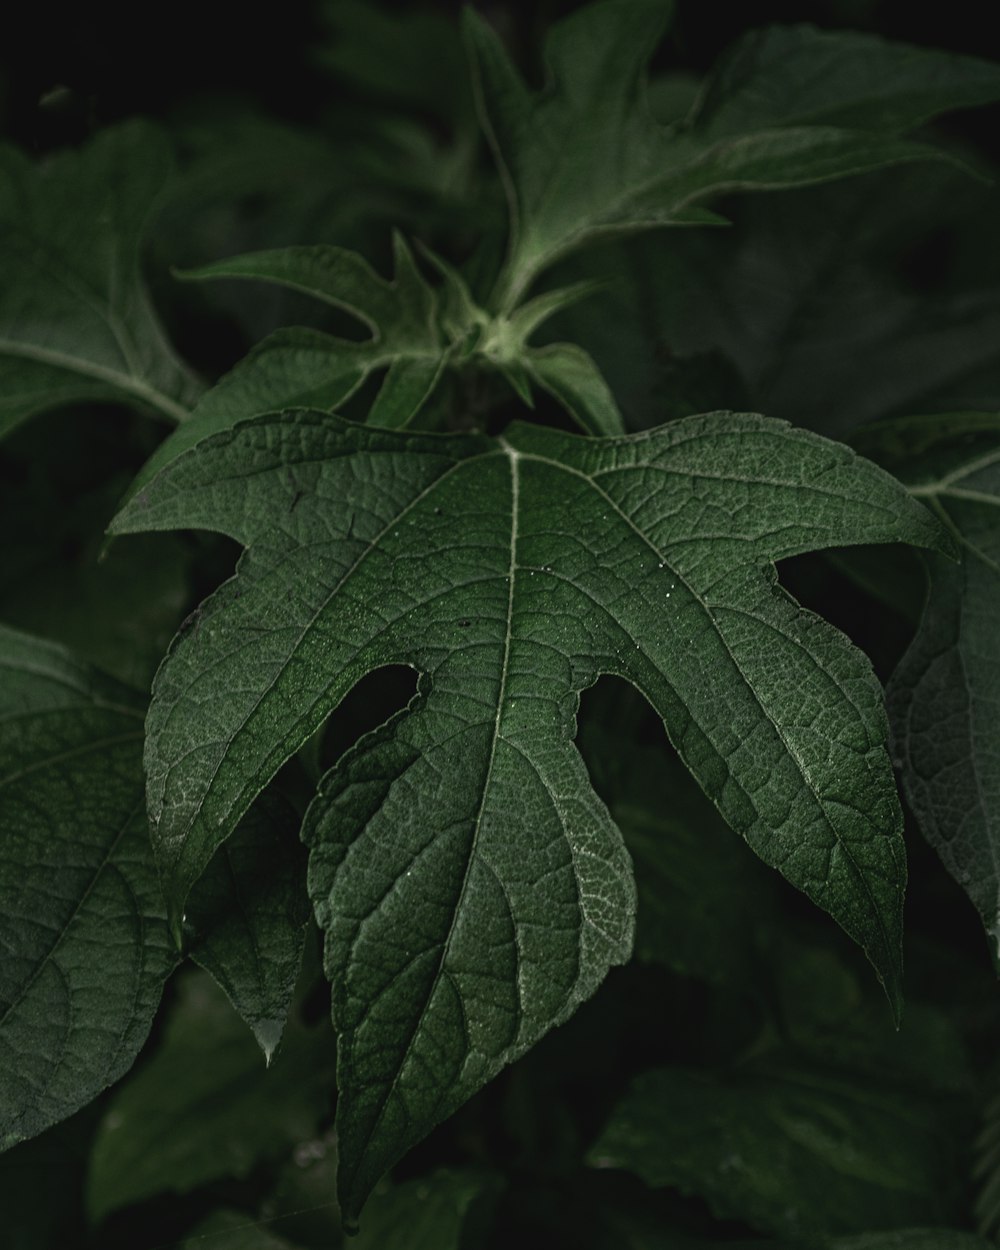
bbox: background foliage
[2,1,1000,1246]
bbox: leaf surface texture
[0,627,175,1150]
[112,408,946,1214]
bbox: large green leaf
[465,1,1000,310]
[112,408,947,1216]
[85,970,334,1224]
[854,414,1000,956]
[0,627,176,1151]
[178,1211,302,1250]
[0,121,203,437]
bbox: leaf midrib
[0,337,191,424]
[344,441,522,1195]
[0,729,143,790]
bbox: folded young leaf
[186,788,310,1063]
[0,628,176,1151]
[0,121,203,438]
[128,239,623,502]
[856,414,1000,959]
[465,0,1000,310]
[112,409,948,1217]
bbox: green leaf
[319,0,473,131]
[0,121,203,437]
[830,1234,997,1249]
[187,788,310,1062]
[354,1168,501,1246]
[542,162,1000,436]
[589,1060,964,1238]
[524,343,625,436]
[694,24,1000,136]
[85,970,334,1224]
[464,1,999,310]
[178,1210,303,1250]
[0,627,176,1151]
[976,1083,1000,1239]
[180,236,444,415]
[124,236,447,502]
[1,532,194,691]
[111,408,947,1217]
[854,414,1000,957]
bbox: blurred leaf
[318,0,473,129]
[590,1055,966,1238]
[855,414,1000,958]
[523,343,624,436]
[694,24,1000,135]
[0,121,202,437]
[830,1233,996,1249]
[466,2,1000,310]
[772,944,973,1097]
[178,1209,304,1249]
[0,628,176,1151]
[975,1083,1000,1238]
[262,1127,343,1247]
[1,533,193,691]
[86,970,335,1225]
[353,1168,502,1245]
[546,166,1000,434]
[316,0,490,240]
[187,788,310,1062]
[158,113,372,343]
[112,407,951,1219]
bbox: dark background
[4,0,999,155]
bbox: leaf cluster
[3,1,1000,1246]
